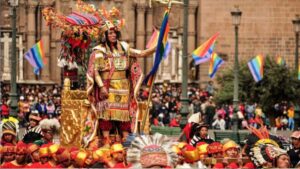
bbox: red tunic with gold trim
[1,161,25,168]
[112,162,132,168]
[87,41,142,132]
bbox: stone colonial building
[0,0,299,86]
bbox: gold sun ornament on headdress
[96,6,125,34]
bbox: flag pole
[140,0,173,132]
[140,73,156,132]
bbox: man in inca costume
[86,8,156,142]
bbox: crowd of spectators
[1,81,298,131]
[145,82,297,131]
[1,84,62,127]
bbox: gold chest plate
[113,57,128,70]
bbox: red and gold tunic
[1,161,25,168]
[87,41,139,122]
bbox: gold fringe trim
[99,109,130,122]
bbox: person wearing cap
[1,141,27,168]
[206,142,226,168]
[28,110,41,129]
[71,150,91,168]
[111,143,131,168]
[1,117,19,146]
[91,148,110,168]
[55,147,71,168]
[196,142,209,168]
[26,143,40,167]
[207,142,223,158]
[30,143,58,168]
[222,139,240,158]
[86,7,157,144]
[288,130,300,167]
[1,143,16,163]
[221,139,241,169]
[190,124,214,147]
[26,143,55,168]
[176,144,199,168]
[38,143,51,165]
[22,111,43,144]
[48,143,60,167]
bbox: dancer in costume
[55,147,71,168]
[127,133,178,168]
[86,7,156,142]
[110,143,132,168]
[26,143,40,168]
[189,124,214,146]
[0,117,19,146]
[1,141,27,168]
[34,118,60,146]
[245,123,290,168]
[1,143,16,164]
[22,111,43,144]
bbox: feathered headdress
[39,118,61,133]
[42,0,125,69]
[249,144,287,167]
[1,117,19,137]
[245,122,285,167]
[127,133,178,168]
[22,125,43,144]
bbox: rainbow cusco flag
[248,54,264,82]
[24,40,46,75]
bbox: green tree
[215,56,300,114]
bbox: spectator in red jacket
[1,98,10,118]
[169,115,181,127]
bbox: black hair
[103,29,122,51]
